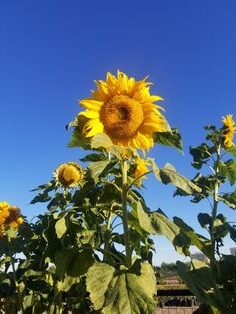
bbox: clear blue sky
[1,0,235,264]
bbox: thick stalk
[121,160,132,268]
[9,242,24,313]
[103,213,112,263]
[210,144,221,266]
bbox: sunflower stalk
[121,160,132,268]
[8,238,24,313]
[210,143,221,268]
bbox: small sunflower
[222,114,236,148]
[54,162,83,188]
[79,71,170,151]
[132,158,149,187]
[0,202,23,235]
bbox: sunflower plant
[0,71,202,313]
[172,116,236,314]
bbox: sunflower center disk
[100,95,144,139]
[58,166,81,186]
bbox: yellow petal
[80,99,103,111]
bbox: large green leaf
[86,261,156,314]
[153,128,183,152]
[136,203,180,243]
[218,159,236,185]
[153,162,202,194]
[177,260,228,312]
[136,203,156,234]
[151,210,180,244]
[54,248,94,281]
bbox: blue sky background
[1,0,235,265]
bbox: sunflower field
[1,72,236,314]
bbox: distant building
[191,252,208,262]
[230,247,236,256]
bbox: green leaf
[151,210,180,243]
[91,133,113,149]
[153,128,183,152]
[173,217,212,258]
[177,260,227,312]
[86,261,156,314]
[57,276,80,292]
[136,203,156,234]
[155,163,202,194]
[190,143,215,169]
[198,213,212,228]
[80,153,106,162]
[218,159,236,185]
[219,190,236,209]
[67,250,94,277]
[54,249,76,280]
[88,160,117,183]
[55,217,67,239]
[30,192,51,204]
[67,115,90,149]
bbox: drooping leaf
[153,128,183,152]
[219,190,236,209]
[173,217,212,258]
[154,163,202,195]
[86,261,156,314]
[190,143,215,169]
[151,209,180,243]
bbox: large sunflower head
[0,202,23,234]
[54,162,83,188]
[222,114,236,148]
[79,71,170,151]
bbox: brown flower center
[99,95,144,139]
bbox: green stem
[121,160,132,268]
[210,143,221,266]
[9,241,24,313]
[103,213,112,263]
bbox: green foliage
[153,128,183,152]
[153,162,202,194]
[86,260,156,314]
[174,123,236,313]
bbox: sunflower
[0,202,23,235]
[54,162,83,188]
[132,158,149,187]
[222,114,236,148]
[79,71,170,151]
